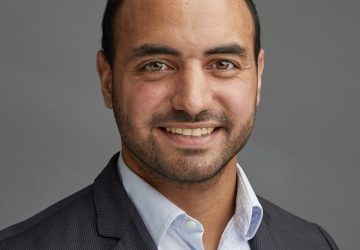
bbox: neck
[122,146,238,249]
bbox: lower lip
[159,128,221,147]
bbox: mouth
[163,127,216,138]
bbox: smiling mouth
[163,127,216,138]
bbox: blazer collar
[248,206,285,250]
[93,152,157,250]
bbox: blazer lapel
[110,212,158,250]
[249,210,285,250]
[93,153,157,250]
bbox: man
[0,0,339,249]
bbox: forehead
[114,0,254,57]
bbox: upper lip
[157,122,222,129]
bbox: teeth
[175,128,183,134]
[192,128,202,136]
[165,127,215,137]
[183,129,192,136]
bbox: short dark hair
[243,0,261,66]
[101,0,261,67]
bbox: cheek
[121,81,171,124]
[215,79,257,118]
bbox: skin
[96,0,264,249]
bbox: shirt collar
[118,153,184,246]
[234,165,263,239]
[118,152,263,246]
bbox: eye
[209,60,235,70]
[144,62,170,71]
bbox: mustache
[149,110,233,128]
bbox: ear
[96,50,113,109]
[256,49,264,106]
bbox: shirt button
[186,220,197,228]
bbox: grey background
[0,1,359,249]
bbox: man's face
[98,0,264,183]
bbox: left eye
[209,61,235,70]
[144,62,170,71]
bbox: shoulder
[256,196,339,249]
[0,185,117,250]
[258,196,315,227]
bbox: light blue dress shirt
[118,153,263,250]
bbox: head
[101,0,261,68]
[96,0,264,185]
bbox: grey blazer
[0,153,339,250]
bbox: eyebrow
[129,43,247,61]
[204,43,247,57]
[132,44,181,58]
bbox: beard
[112,90,256,184]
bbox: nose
[171,64,212,116]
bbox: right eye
[144,62,170,71]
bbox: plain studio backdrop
[1,1,359,249]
